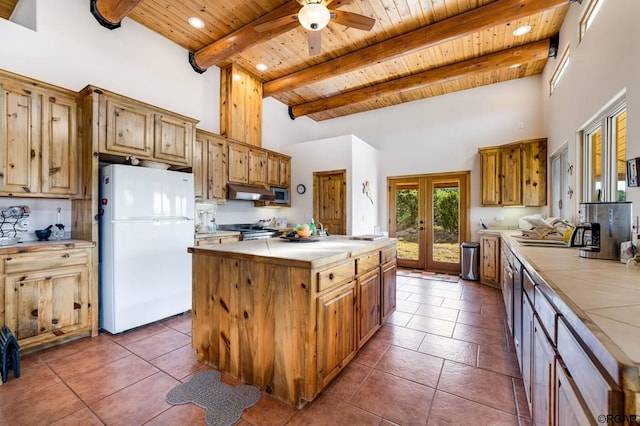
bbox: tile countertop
[500,232,640,388]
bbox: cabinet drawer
[534,287,557,344]
[317,261,355,292]
[4,249,89,274]
[557,319,620,419]
[523,269,535,305]
[356,252,379,274]
[381,246,397,264]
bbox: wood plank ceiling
[6,0,571,121]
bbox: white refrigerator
[99,164,194,333]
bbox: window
[580,0,604,41]
[550,47,570,94]
[551,146,569,220]
[582,100,626,202]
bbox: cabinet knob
[329,273,334,280]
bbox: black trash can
[460,242,480,281]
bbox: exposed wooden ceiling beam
[90,0,142,29]
[189,0,358,72]
[264,0,568,97]
[289,39,551,119]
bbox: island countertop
[188,235,397,269]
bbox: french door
[388,172,470,274]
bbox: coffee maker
[569,202,632,260]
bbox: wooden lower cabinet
[480,235,500,286]
[1,247,95,351]
[532,315,556,426]
[521,292,534,414]
[317,281,356,388]
[500,246,514,335]
[381,260,397,322]
[555,359,595,425]
[194,234,240,246]
[357,268,380,348]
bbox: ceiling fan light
[298,3,331,31]
[188,17,205,29]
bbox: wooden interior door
[313,169,346,235]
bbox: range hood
[227,183,275,201]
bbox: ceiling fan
[255,0,376,56]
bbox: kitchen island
[188,236,397,407]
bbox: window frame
[550,145,570,220]
[549,46,570,95]
[580,0,604,41]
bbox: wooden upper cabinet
[248,149,267,187]
[479,138,547,207]
[194,129,227,201]
[267,153,291,188]
[154,114,193,166]
[93,87,197,167]
[0,72,79,198]
[104,97,153,158]
[227,141,249,184]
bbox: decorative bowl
[296,229,312,238]
[35,229,52,241]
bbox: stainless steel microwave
[270,187,289,204]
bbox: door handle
[419,227,424,231]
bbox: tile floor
[0,269,531,425]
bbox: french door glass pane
[614,110,626,201]
[587,127,602,201]
[395,187,419,261]
[431,183,459,264]
[551,155,561,218]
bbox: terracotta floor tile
[242,393,297,425]
[287,393,381,425]
[407,293,445,307]
[513,377,532,419]
[460,291,499,305]
[396,299,422,314]
[428,288,462,299]
[90,371,180,425]
[0,381,84,425]
[375,345,443,388]
[441,298,482,313]
[350,369,435,425]
[406,315,456,337]
[457,309,505,331]
[417,333,478,367]
[399,282,434,295]
[370,323,426,351]
[452,322,507,348]
[65,353,159,404]
[124,328,191,360]
[50,407,104,425]
[160,311,193,334]
[353,339,390,367]
[437,361,516,414]
[37,334,112,363]
[150,344,208,380]
[46,339,132,381]
[145,403,206,425]
[477,344,522,378]
[462,283,501,297]
[427,391,519,425]
[0,356,61,408]
[106,321,171,346]
[324,359,373,401]
[395,290,412,301]
[386,310,413,327]
[415,304,460,322]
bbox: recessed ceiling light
[513,25,532,36]
[256,63,268,71]
[188,17,205,29]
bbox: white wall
[542,0,640,224]
[350,136,380,235]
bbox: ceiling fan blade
[255,14,299,32]
[325,0,358,8]
[331,10,375,31]
[308,30,322,56]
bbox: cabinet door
[500,249,513,335]
[522,139,547,207]
[0,81,41,195]
[279,157,290,188]
[227,142,249,183]
[555,359,595,426]
[480,149,500,206]
[41,92,78,196]
[317,281,356,389]
[381,260,397,323]
[267,154,280,186]
[501,145,522,206]
[480,235,500,285]
[248,149,268,186]
[532,315,556,426]
[193,134,206,199]
[208,137,227,200]
[522,293,534,413]
[154,114,193,166]
[5,266,89,344]
[104,97,153,158]
[357,268,381,348]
